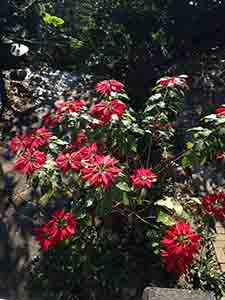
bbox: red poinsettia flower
[48,210,78,241]
[57,143,98,173]
[80,154,121,189]
[215,107,225,116]
[131,167,157,189]
[35,209,78,251]
[90,100,127,126]
[157,75,188,88]
[202,193,225,221]
[55,99,86,114]
[15,150,47,174]
[56,152,81,173]
[96,80,125,96]
[9,133,32,153]
[161,222,201,275]
[215,152,225,160]
[35,223,56,251]
[30,127,53,150]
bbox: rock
[142,288,215,300]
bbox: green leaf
[157,210,176,226]
[117,93,129,100]
[76,211,87,219]
[70,38,83,49]
[153,249,160,255]
[181,156,192,168]
[130,142,137,153]
[203,114,217,122]
[43,13,65,27]
[132,127,144,135]
[116,182,131,192]
[43,159,56,169]
[188,126,205,132]
[186,142,194,149]
[122,192,129,206]
[188,197,201,205]
[122,119,132,127]
[86,199,94,207]
[200,155,208,166]
[50,136,68,145]
[155,197,183,216]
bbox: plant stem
[146,134,152,168]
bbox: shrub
[9,75,224,299]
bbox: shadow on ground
[0,108,41,299]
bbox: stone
[143,288,215,300]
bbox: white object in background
[10,43,29,56]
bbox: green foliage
[70,38,83,49]
[42,12,65,27]
[189,230,225,299]
[182,112,225,168]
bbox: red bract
[96,80,125,96]
[35,209,78,251]
[91,100,127,126]
[131,168,157,189]
[15,150,47,174]
[9,133,32,153]
[161,222,201,275]
[35,223,56,251]
[157,75,188,88]
[76,143,99,164]
[215,153,225,160]
[74,131,87,146]
[30,127,53,150]
[55,99,86,114]
[42,112,59,128]
[80,154,121,189]
[56,152,81,173]
[215,107,225,116]
[202,193,225,221]
[57,143,98,173]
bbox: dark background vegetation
[1,0,225,108]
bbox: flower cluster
[10,127,52,174]
[202,193,225,221]
[161,222,201,275]
[15,150,47,174]
[80,154,121,189]
[90,99,127,126]
[56,142,121,189]
[9,128,52,154]
[35,209,78,251]
[9,79,128,176]
[157,75,188,88]
[130,168,157,189]
[96,79,125,96]
[42,99,86,128]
